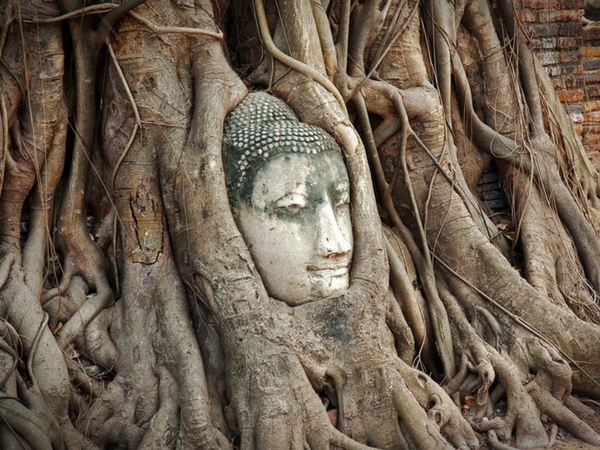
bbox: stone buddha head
[223,92,353,305]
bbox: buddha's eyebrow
[259,181,307,205]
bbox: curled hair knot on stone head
[223,92,343,206]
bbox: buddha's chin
[271,273,350,306]
[326,274,349,294]
[307,272,349,301]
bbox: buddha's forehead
[250,151,349,208]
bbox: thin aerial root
[96,0,149,43]
[65,357,105,398]
[253,0,347,116]
[0,338,18,390]
[392,92,455,378]
[128,11,223,39]
[565,395,597,415]
[475,306,501,349]
[356,89,454,378]
[547,423,558,447]
[345,2,418,102]
[107,40,142,192]
[385,235,427,357]
[106,40,141,294]
[22,3,118,23]
[580,398,600,407]
[0,92,8,190]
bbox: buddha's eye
[275,193,307,213]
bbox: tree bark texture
[0,0,600,449]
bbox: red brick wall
[518,0,600,168]
[582,23,600,160]
[520,1,586,133]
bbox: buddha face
[235,151,353,305]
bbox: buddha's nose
[316,203,352,258]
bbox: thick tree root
[527,384,600,446]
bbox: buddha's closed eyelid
[275,193,308,210]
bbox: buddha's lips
[306,264,350,277]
